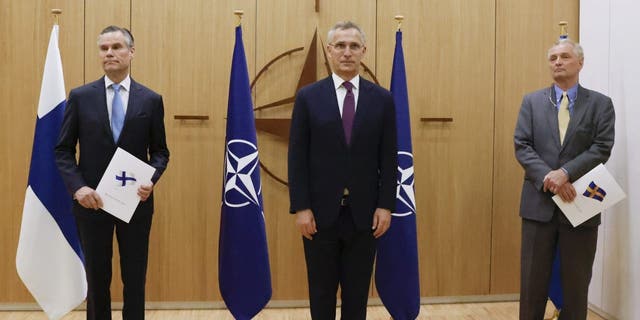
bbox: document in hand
[95,147,156,223]
[553,163,626,227]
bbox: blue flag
[16,24,87,320]
[548,245,563,310]
[548,31,569,316]
[219,25,272,319]
[375,30,421,320]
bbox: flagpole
[376,13,420,320]
[17,7,88,318]
[234,10,243,26]
[545,22,568,320]
[51,8,62,25]
[394,15,404,31]
[391,15,406,320]
[220,9,272,318]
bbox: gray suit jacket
[514,84,615,226]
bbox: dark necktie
[111,83,124,142]
[342,81,355,145]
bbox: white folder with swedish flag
[553,163,626,226]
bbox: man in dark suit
[55,26,169,320]
[514,38,615,319]
[288,21,397,320]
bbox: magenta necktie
[342,81,355,144]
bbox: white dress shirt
[104,75,131,122]
[332,73,360,117]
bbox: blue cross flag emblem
[115,171,137,186]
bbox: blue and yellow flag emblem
[583,181,607,202]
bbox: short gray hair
[548,38,584,60]
[98,25,135,48]
[327,21,366,45]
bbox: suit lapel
[114,78,142,144]
[351,79,372,145]
[91,77,113,141]
[543,85,562,148]
[562,85,590,149]
[124,80,140,125]
[321,77,349,148]
[322,76,341,122]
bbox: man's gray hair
[548,38,584,60]
[327,21,366,45]
[98,25,135,48]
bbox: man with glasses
[288,21,397,319]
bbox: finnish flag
[15,24,87,320]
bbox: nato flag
[375,30,421,320]
[219,25,272,319]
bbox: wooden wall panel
[84,0,131,82]
[0,0,84,302]
[131,0,255,301]
[254,0,317,300]
[377,0,496,296]
[316,2,377,74]
[491,0,580,294]
[1,0,579,305]
[57,4,86,91]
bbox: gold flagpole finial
[51,8,62,25]
[394,15,404,31]
[558,21,569,40]
[234,10,244,26]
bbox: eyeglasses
[329,42,364,52]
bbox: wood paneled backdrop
[0,0,578,304]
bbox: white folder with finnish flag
[96,147,156,223]
[553,163,626,226]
